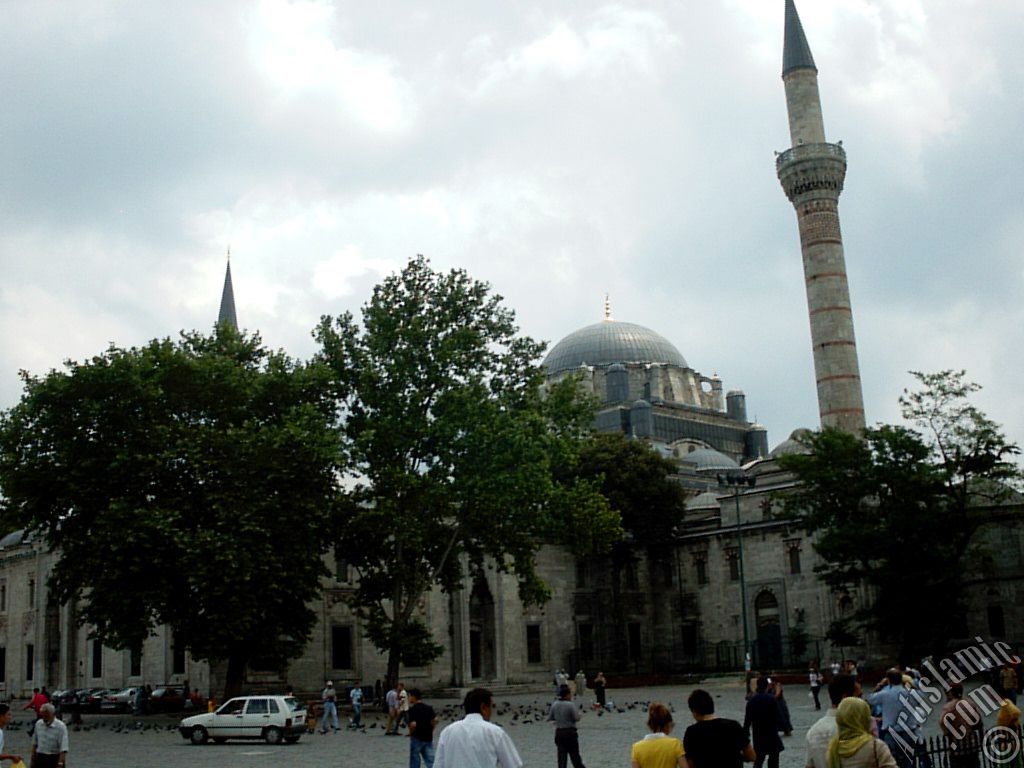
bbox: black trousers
[754,751,780,768]
[33,753,62,768]
[555,728,586,768]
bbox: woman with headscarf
[996,699,1022,768]
[826,698,898,768]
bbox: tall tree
[0,328,342,697]
[780,371,1021,660]
[315,256,619,684]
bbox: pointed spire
[217,247,238,330]
[783,0,817,76]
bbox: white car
[178,695,306,745]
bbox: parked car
[101,687,139,713]
[149,686,187,713]
[80,689,111,713]
[179,695,306,745]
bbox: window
[787,541,802,575]
[526,624,542,664]
[694,555,708,586]
[681,624,698,656]
[627,623,642,662]
[622,562,639,591]
[26,644,34,680]
[172,633,185,675]
[332,626,353,670]
[578,623,594,662]
[726,550,740,582]
[334,549,350,583]
[92,639,103,678]
[575,561,588,589]
[247,699,269,715]
[28,578,35,609]
[661,559,674,587]
[988,606,1006,638]
[0,580,6,612]
[267,699,280,714]
[130,646,142,677]
[0,647,5,682]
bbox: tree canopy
[780,370,1021,660]
[315,255,619,682]
[0,328,342,696]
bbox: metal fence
[912,725,1022,768]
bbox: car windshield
[283,697,304,712]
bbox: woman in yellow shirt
[631,702,685,768]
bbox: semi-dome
[679,446,740,473]
[543,320,687,376]
[769,428,813,459]
[686,491,721,512]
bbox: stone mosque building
[1,1,1020,699]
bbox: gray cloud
[1,0,1022,454]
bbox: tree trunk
[224,653,246,700]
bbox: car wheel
[190,726,209,745]
[284,736,300,744]
[263,726,283,745]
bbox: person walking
[549,684,586,768]
[805,674,859,768]
[398,682,410,730]
[575,670,587,698]
[408,687,437,768]
[385,683,401,735]
[349,680,364,728]
[940,684,983,768]
[682,688,754,768]
[593,672,607,711]
[630,702,684,768]
[320,680,340,734]
[825,698,898,768]
[30,703,69,768]
[0,704,23,765]
[434,688,522,768]
[809,666,824,711]
[868,670,916,768]
[1001,663,1019,705]
[744,677,784,768]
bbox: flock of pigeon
[6,697,678,736]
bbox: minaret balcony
[775,141,845,172]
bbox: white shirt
[33,717,70,756]
[435,713,523,768]
[805,709,837,768]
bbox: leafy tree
[780,371,1021,661]
[570,432,687,549]
[315,256,619,684]
[0,328,342,697]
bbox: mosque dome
[769,428,814,459]
[0,529,28,549]
[543,320,688,377]
[686,491,721,512]
[679,446,740,473]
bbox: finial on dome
[604,293,613,322]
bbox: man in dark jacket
[744,677,784,768]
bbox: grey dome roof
[543,320,687,376]
[679,447,740,473]
[769,428,813,458]
[0,529,28,549]
[686,491,721,511]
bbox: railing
[912,724,1022,767]
[776,142,846,171]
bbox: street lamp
[718,473,756,673]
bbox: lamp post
[718,473,756,672]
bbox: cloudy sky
[2,0,1022,453]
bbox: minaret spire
[217,247,238,330]
[776,1,866,433]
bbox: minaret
[217,248,238,330]
[776,0,865,433]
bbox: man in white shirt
[805,674,858,768]
[31,703,69,768]
[435,688,522,768]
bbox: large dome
[543,320,687,376]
